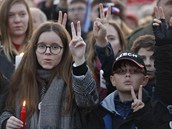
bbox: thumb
[96,20,105,30]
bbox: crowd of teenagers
[0,0,172,129]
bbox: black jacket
[154,43,172,105]
[94,42,172,129]
[85,90,155,129]
[0,49,15,80]
[0,73,9,115]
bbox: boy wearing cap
[87,3,171,129]
[86,51,155,129]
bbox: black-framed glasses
[36,43,63,55]
[113,68,145,75]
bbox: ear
[110,74,116,88]
[141,75,149,87]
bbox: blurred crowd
[0,0,172,129]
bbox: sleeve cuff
[95,43,113,56]
[155,39,172,46]
[72,62,88,76]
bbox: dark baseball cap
[112,51,147,73]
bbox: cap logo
[116,52,138,60]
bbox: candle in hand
[15,52,24,70]
[20,100,26,129]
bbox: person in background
[90,0,111,30]
[92,3,127,95]
[0,72,9,115]
[0,20,99,128]
[86,19,127,100]
[152,6,172,128]
[67,0,87,40]
[127,0,172,50]
[38,0,68,21]
[38,0,56,20]
[131,35,156,98]
[109,1,133,37]
[30,7,47,31]
[0,0,33,79]
[86,3,171,129]
[125,11,139,30]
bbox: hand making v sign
[131,85,145,112]
[57,11,67,27]
[94,3,111,47]
[153,6,172,41]
[69,21,86,66]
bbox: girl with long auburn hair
[0,21,99,129]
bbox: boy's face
[138,47,155,80]
[110,62,148,94]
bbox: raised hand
[152,6,172,40]
[6,116,23,129]
[57,11,67,27]
[69,21,86,66]
[131,85,145,112]
[93,3,111,47]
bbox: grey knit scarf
[28,69,71,129]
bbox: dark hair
[131,35,155,53]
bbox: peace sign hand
[131,85,145,112]
[152,6,172,41]
[94,3,111,47]
[69,21,86,66]
[57,11,67,27]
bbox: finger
[138,85,143,100]
[132,101,140,109]
[71,22,76,38]
[131,86,137,101]
[13,117,23,125]
[132,101,144,112]
[169,17,172,27]
[153,18,162,23]
[97,21,106,32]
[106,5,111,21]
[77,21,81,36]
[93,21,98,31]
[159,7,165,19]
[99,3,104,19]
[154,6,159,19]
[7,116,23,128]
[134,105,144,112]
[62,13,67,27]
[58,11,62,24]
[153,23,160,26]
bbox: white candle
[15,52,24,69]
[100,69,107,89]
